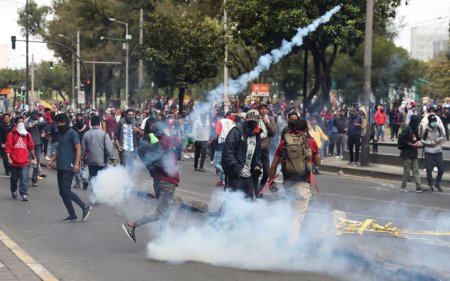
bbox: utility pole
[72,53,75,109]
[77,30,81,110]
[31,54,35,105]
[139,8,144,109]
[223,0,229,112]
[125,22,129,108]
[25,0,29,105]
[360,0,374,166]
[85,61,121,110]
[302,48,308,118]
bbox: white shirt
[240,136,256,178]
[122,124,134,151]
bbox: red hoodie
[5,128,35,167]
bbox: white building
[410,25,448,61]
[0,45,8,69]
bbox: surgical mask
[430,122,437,128]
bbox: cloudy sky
[0,0,449,69]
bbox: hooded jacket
[138,133,180,186]
[5,128,35,167]
[398,115,421,159]
[222,123,262,178]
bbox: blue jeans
[120,150,137,171]
[376,125,385,139]
[214,149,224,181]
[57,170,87,217]
[74,161,89,184]
[49,142,58,157]
[10,166,30,195]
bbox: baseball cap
[258,102,268,109]
[246,109,260,122]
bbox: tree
[332,35,424,105]
[138,13,223,114]
[423,52,450,99]
[0,69,23,89]
[35,62,71,101]
[226,0,402,110]
[17,0,50,37]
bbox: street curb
[0,230,58,281]
[320,164,450,188]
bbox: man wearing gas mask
[345,108,362,166]
[222,109,262,199]
[420,114,445,192]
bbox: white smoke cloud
[206,4,341,104]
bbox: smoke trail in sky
[207,4,342,103]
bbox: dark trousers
[57,170,87,217]
[390,124,399,139]
[347,134,361,163]
[88,165,107,179]
[257,148,270,192]
[31,145,41,182]
[0,147,10,174]
[328,133,336,155]
[209,140,217,161]
[10,166,29,195]
[227,176,255,199]
[194,141,207,169]
[425,152,444,187]
[42,138,48,156]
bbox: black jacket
[333,116,347,134]
[398,115,421,159]
[222,124,262,178]
[0,123,11,145]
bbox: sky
[0,0,449,69]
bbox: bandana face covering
[17,122,28,136]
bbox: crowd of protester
[0,96,448,224]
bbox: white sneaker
[433,167,438,172]
[45,156,51,161]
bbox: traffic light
[11,36,16,50]
[84,80,91,94]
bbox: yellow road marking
[0,230,58,281]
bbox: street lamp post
[58,34,76,110]
[109,18,131,108]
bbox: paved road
[0,159,449,281]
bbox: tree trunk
[306,43,339,113]
[57,89,66,101]
[178,86,185,116]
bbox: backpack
[281,133,312,177]
[137,133,164,177]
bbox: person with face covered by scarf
[47,113,91,223]
[5,116,37,201]
[222,109,262,199]
[345,109,362,166]
[114,109,144,169]
[72,113,90,189]
[398,115,425,192]
[420,114,445,192]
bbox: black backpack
[137,134,164,177]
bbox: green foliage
[17,0,50,37]
[423,52,450,99]
[35,61,71,100]
[139,13,223,88]
[226,0,402,109]
[332,35,425,104]
[0,69,24,89]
